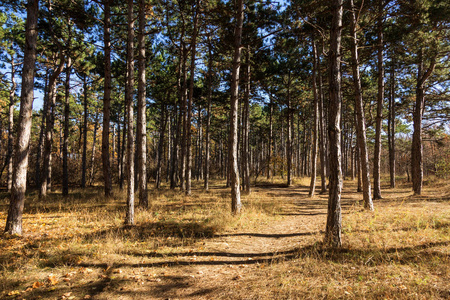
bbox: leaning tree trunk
[324,0,343,248]
[125,0,135,225]
[137,0,148,207]
[229,0,244,214]
[309,38,319,197]
[412,49,435,195]
[102,0,113,198]
[5,0,38,235]
[349,0,373,210]
[373,0,384,200]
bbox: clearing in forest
[1,177,449,299]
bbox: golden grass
[0,177,449,299]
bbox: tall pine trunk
[412,49,435,195]
[349,0,373,210]
[388,56,396,188]
[185,0,200,195]
[229,0,244,214]
[373,0,384,200]
[62,51,71,196]
[102,0,113,198]
[324,0,343,248]
[81,75,88,188]
[204,34,213,191]
[242,48,251,194]
[309,38,319,197]
[125,0,135,225]
[5,0,38,235]
[137,0,148,207]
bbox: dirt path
[95,185,333,299]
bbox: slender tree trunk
[242,48,251,194]
[125,0,135,225]
[119,107,127,190]
[40,56,64,198]
[388,56,396,188]
[186,0,200,195]
[102,0,113,198]
[349,0,373,210]
[267,95,273,179]
[35,69,48,188]
[89,111,99,186]
[137,0,148,207]
[324,0,343,248]
[81,75,88,188]
[62,51,71,197]
[318,47,327,194]
[373,0,384,200]
[230,0,244,214]
[156,102,167,189]
[180,45,188,192]
[5,0,38,235]
[287,72,293,186]
[6,60,17,192]
[412,49,435,195]
[309,38,319,197]
[204,34,213,191]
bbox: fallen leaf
[47,274,58,285]
[32,281,43,288]
[7,290,20,296]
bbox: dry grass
[0,177,449,299]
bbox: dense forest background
[1,0,449,238]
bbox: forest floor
[0,176,449,299]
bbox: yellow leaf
[47,274,58,285]
[7,290,21,296]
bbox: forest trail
[97,184,355,299]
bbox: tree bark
[204,33,213,191]
[137,0,148,207]
[309,38,319,197]
[6,59,17,192]
[81,75,88,188]
[412,49,435,195]
[102,0,113,198]
[242,48,251,194]
[373,0,384,200]
[35,69,48,188]
[287,71,293,186]
[62,51,71,196]
[229,0,243,214]
[324,0,343,248]
[156,102,167,189]
[349,0,373,210]
[89,111,99,186]
[185,0,200,195]
[125,0,135,225]
[388,56,396,188]
[5,0,38,235]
